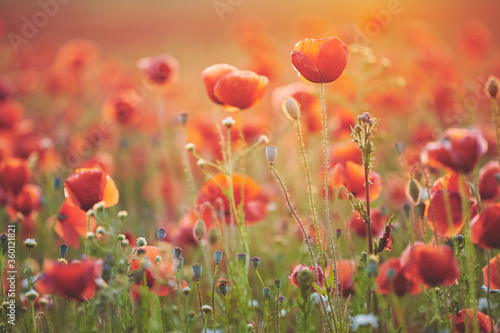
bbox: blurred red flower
[8,184,41,218]
[290,37,348,84]
[425,172,470,237]
[288,264,324,289]
[421,128,487,174]
[64,168,119,212]
[55,200,96,249]
[37,259,102,302]
[330,161,382,201]
[478,161,500,201]
[0,99,24,132]
[483,254,500,291]
[471,204,500,249]
[0,157,31,196]
[450,309,492,333]
[325,260,356,297]
[402,244,460,287]
[196,173,267,225]
[103,94,137,125]
[376,258,421,297]
[137,54,179,86]
[348,209,386,239]
[202,64,269,111]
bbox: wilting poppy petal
[450,309,493,333]
[403,244,460,287]
[376,258,422,297]
[471,204,500,249]
[213,70,269,111]
[482,254,500,291]
[291,37,348,84]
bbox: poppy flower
[471,204,500,249]
[329,141,362,167]
[36,259,102,302]
[478,161,500,201]
[129,246,187,296]
[325,260,356,297]
[450,309,493,333]
[483,254,500,291]
[290,37,348,84]
[0,77,14,102]
[64,168,119,212]
[0,157,31,196]
[103,95,137,124]
[0,99,24,132]
[8,184,41,218]
[55,200,96,249]
[402,244,460,287]
[348,209,386,239]
[137,54,179,86]
[202,64,269,111]
[196,173,267,225]
[425,172,470,237]
[421,128,488,174]
[376,258,421,297]
[288,264,324,289]
[330,161,382,201]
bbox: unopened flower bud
[23,238,37,249]
[193,219,206,242]
[336,228,342,238]
[251,256,261,269]
[237,253,247,266]
[192,263,202,280]
[282,96,300,120]
[137,237,147,247]
[406,178,421,205]
[183,287,191,296]
[178,113,188,125]
[415,202,426,219]
[25,289,39,302]
[354,125,362,133]
[117,210,128,219]
[274,278,281,289]
[121,239,130,247]
[265,145,277,164]
[202,305,212,314]
[173,247,183,259]
[96,226,106,235]
[86,232,95,240]
[263,286,271,299]
[157,228,167,242]
[403,202,411,220]
[214,250,223,264]
[208,227,218,246]
[218,283,228,295]
[197,159,206,168]
[188,311,195,318]
[222,117,236,128]
[117,234,126,241]
[154,255,161,263]
[486,76,499,99]
[59,243,69,258]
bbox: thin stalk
[486,250,494,331]
[85,214,90,257]
[224,295,230,333]
[181,123,197,205]
[364,164,373,255]
[270,164,334,333]
[30,300,37,333]
[295,119,325,268]
[196,280,207,333]
[212,264,219,332]
[492,99,500,167]
[276,289,281,333]
[255,269,265,289]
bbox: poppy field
[2,0,500,332]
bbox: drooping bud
[265,145,277,164]
[193,219,206,242]
[157,228,167,242]
[486,76,499,99]
[208,227,218,246]
[59,243,69,258]
[214,250,223,264]
[406,178,421,205]
[191,263,202,280]
[282,96,300,120]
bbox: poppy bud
[282,96,300,120]
[188,311,195,318]
[117,234,126,241]
[202,305,212,314]
[154,255,162,263]
[415,202,426,219]
[208,227,218,246]
[157,228,167,242]
[121,239,129,247]
[193,219,206,242]
[218,283,228,295]
[222,117,236,128]
[251,256,261,269]
[214,250,223,264]
[486,76,499,99]
[274,278,281,289]
[173,247,183,259]
[237,253,247,266]
[183,287,191,296]
[192,263,202,280]
[263,286,272,299]
[59,243,69,258]
[265,145,278,164]
[336,228,342,238]
[25,289,39,302]
[178,113,188,125]
[406,179,421,204]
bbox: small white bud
[197,159,206,168]
[282,96,300,120]
[117,211,128,218]
[185,143,195,152]
[265,145,278,164]
[258,135,269,144]
[222,117,236,128]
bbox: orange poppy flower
[471,204,500,249]
[426,172,470,237]
[0,157,31,196]
[478,161,500,201]
[64,168,119,212]
[402,244,460,287]
[483,254,500,291]
[137,54,179,86]
[103,94,137,125]
[196,173,267,225]
[329,141,362,167]
[376,258,421,297]
[55,200,96,249]
[325,260,356,297]
[450,309,493,333]
[129,246,187,296]
[37,259,102,302]
[290,37,348,84]
[348,209,386,239]
[288,264,324,289]
[330,161,382,201]
[213,70,269,111]
[421,128,488,174]
[8,184,41,218]
[202,64,238,106]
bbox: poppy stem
[212,263,218,332]
[486,250,494,331]
[85,214,90,257]
[224,295,230,333]
[276,289,280,333]
[196,279,206,333]
[364,164,373,255]
[492,98,500,167]
[180,121,197,206]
